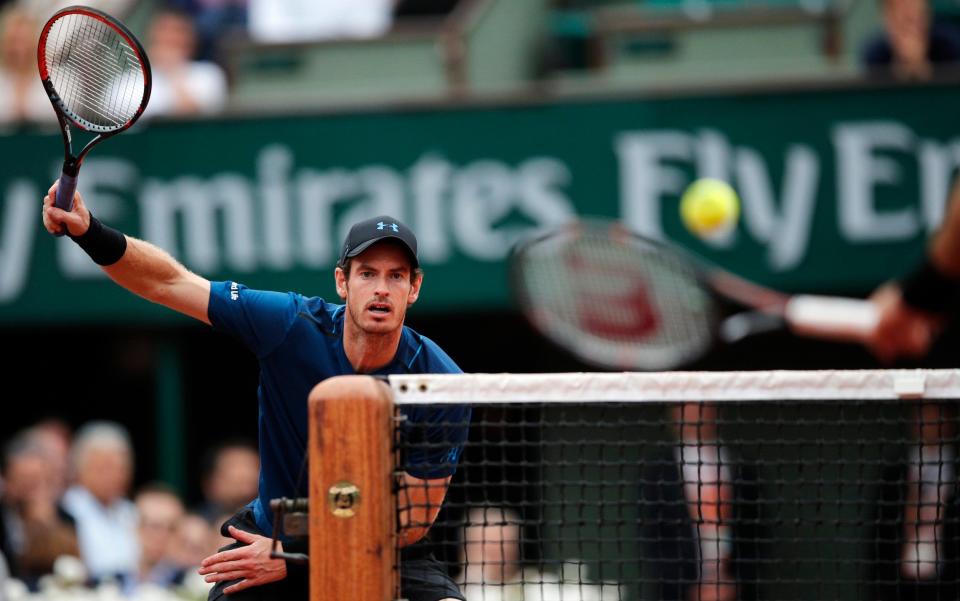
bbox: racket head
[510,219,720,371]
[37,6,151,136]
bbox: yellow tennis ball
[680,178,740,238]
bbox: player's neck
[342,321,402,373]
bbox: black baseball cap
[337,215,419,269]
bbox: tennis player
[42,184,470,601]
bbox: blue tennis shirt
[208,281,471,536]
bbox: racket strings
[517,228,715,370]
[574,236,711,346]
[44,13,145,130]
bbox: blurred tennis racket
[510,219,878,371]
[38,5,151,235]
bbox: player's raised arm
[41,182,211,325]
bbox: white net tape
[390,369,960,404]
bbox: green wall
[2,81,957,324]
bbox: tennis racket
[510,219,879,371]
[38,5,151,235]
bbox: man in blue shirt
[43,183,471,601]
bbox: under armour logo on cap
[338,215,419,268]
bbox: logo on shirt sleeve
[230,282,239,301]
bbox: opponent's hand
[197,525,288,595]
[41,181,90,237]
[866,283,940,364]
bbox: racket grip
[53,171,78,238]
[56,171,77,211]
[785,295,879,343]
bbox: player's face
[336,242,421,336]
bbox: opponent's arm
[867,179,960,362]
[929,181,960,277]
[398,473,450,548]
[41,183,211,325]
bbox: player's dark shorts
[208,507,465,601]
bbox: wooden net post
[308,375,396,601]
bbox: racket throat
[719,311,785,343]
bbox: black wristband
[900,255,960,314]
[68,214,127,266]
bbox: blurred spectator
[61,421,139,589]
[18,0,136,22]
[209,511,238,549]
[166,0,248,63]
[134,483,185,588]
[460,505,522,597]
[459,505,620,601]
[861,0,960,80]
[169,513,218,600]
[641,403,763,601]
[247,0,393,43]
[143,8,228,119]
[0,430,79,590]
[169,512,219,573]
[26,419,72,498]
[0,7,56,126]
[196,440,259,524]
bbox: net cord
[389,369,960,404]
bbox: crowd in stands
[0,0,464,126]
[0,6,55,126]
[0,413,626,601]
[0,419,260,600]
[141,7,228,119]
[1,0,958,127]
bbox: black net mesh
[396,399,960,601]
[43,12,146,131]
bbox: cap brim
[344,235,419,268]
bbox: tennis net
[308,369,960,601]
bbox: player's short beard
[344,285,403,337]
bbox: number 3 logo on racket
[38,5,151,234]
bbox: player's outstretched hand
[866,283,940,364]
[198,525,288,594]
[41,181,90,237]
